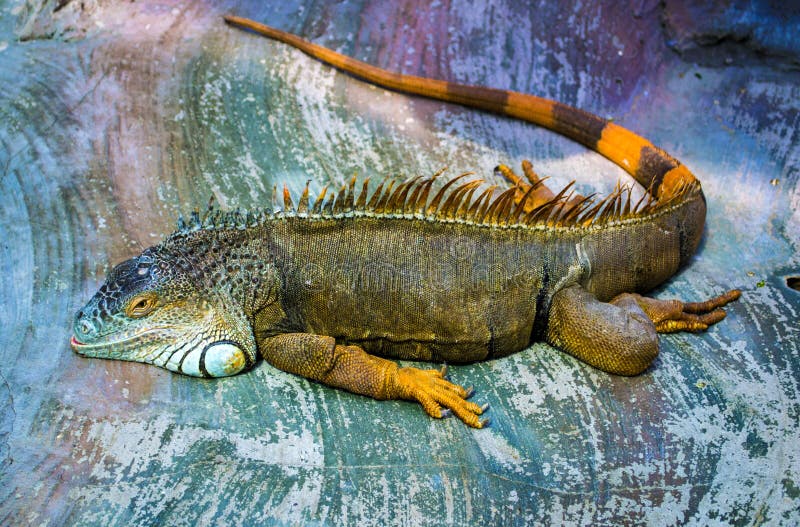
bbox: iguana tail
[224,15,698,203]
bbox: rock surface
[1,1,798,525]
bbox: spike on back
[344,175,357,211]
[297,181,310,214]
[385,178,411,213]
[427,174,470,216]
[397,176,423,214]
[283,185,295,213]
[374,179,397,214]
[173,164,700,235]
[468,186,495,221]
[312,185,329,214]
[271,185,279,213]
[355,178,370,210]
[333,182,348,214]
[456,185,480,219]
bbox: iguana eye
[125,293,158,318]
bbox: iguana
[70,15,741,428]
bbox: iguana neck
[164,226,282,322]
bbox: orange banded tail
[224,15,698,201]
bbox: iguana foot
[389,365,488,428]
[612,289,741,333]
[547,285,742,376]
[496,160,585,213]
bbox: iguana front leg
[546,284,741,375]
[259,333,487,427]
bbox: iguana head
[71,244,257,377]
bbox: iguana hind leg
[259,333,488,428]
[546,285,741,376]
[496,160,586,213]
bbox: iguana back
[261,184,702,364]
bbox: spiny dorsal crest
[176,167,698,233]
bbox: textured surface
[1,0,798,525]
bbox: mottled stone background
[0,0,798,525]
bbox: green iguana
[70,15,741,428]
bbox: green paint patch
[783,477,800,499]
[745,429,769,457]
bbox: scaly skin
[70,16,741,428]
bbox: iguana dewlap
[70,15,740,428]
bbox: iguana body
[71,16,740,428]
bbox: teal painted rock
[1,1,798,525]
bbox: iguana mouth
[70,327,172,354]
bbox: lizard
[70,15,741,428]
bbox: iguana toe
[613,289,742,334]
[390,367,486,428]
